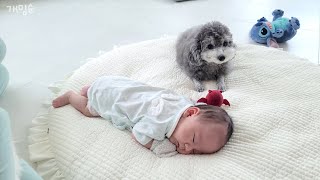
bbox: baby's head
[169,105,233,154]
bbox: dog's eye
[207,44,214,49]
[223,42,228,47]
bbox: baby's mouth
[175,141,179,148]
[174,141,180,149]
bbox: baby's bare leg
[52,90,95,117]
[52,91,73,108]
[80,85,90,98]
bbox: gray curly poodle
[176,21,236,92]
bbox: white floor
[0,0,319,164]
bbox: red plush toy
[197,90,230,107]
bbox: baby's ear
[186,107,200,116]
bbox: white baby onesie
[87,76,194,146]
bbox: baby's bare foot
[52,91,73,108]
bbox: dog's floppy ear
[188,39,202,66]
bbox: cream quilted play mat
[28,37,320,179]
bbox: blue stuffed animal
[250,9,300,48]
[0,37,9,95]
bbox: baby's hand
[150,139,177,157]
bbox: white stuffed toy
[151,139,178,157]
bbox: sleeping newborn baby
[52,76,233,157]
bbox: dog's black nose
[218,55,225,61]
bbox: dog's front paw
[217,83,226,92]
[192,79,205,92]
[216,76,227,92]
[195,84,205,92]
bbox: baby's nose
[184,144,193,152]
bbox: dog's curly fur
[176,21,236,92]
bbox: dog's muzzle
[218,55,225,61]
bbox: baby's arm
[131,133,153,149]
[131,133,177,157]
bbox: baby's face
[169,107,228,154]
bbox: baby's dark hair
[195,104,234,143]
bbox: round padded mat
[29,37,320,179]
